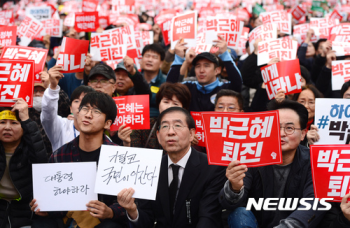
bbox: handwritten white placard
[32,162,98,211]
[95,145,163,200]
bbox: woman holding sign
[0,99,47,228]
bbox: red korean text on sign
[216,18,243,48]
[0,46,48,83]
[329,24,350,43]
[258,39,297,66]
[260,11,291,34]
[290,5,306,21]
[0,11,14,25]
[82,0,99,12]
[310,145,350,202]
[172,12,196,42]
[331,60,350,91]
[191,112,206,147]
[0,26,16,47]
[105,26,136,49]
[90,32,127,62]
[74,12,99,33]
[0,60,34,107]
[261,59,302,100]
[111,95,150,131]
[56,37,90,73]
[202,111,282,167]
[41,19,62,37]
[17,16,43,46]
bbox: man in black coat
[117,107,226,228]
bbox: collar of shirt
[167,147,192,187]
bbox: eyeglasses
[159,123,188,132]
[216,105,240,112]
[298,100,315,107]
[89,79,115,86]
[34,89,45,94]
[280,124,302,135]
[79,106,102,117]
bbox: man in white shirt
[117,107,226,228]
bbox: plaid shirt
[49,135,127,223]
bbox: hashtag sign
[317,115,330,129]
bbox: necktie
[169,164,180,218]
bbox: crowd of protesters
[0,0,349,227]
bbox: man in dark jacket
[166,36,242,112]
[31,92,128,228]
[219,99,326,228]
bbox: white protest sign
[332,42,350,57]
[331,60,350,90]
[90,33,128,62]
[315,98,350,145]
[32,162,98,211]
[194,30,217,54]
[170,11,197,49]
[95,145,162,200]
[248,23,277,53]
[25,6,52,21]
[257,39,298,66]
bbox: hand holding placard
[226,160,248,192]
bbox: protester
[117,107,226,227]
[0,99,47,228]
[220,99,326,227]
[214,89,244,112]
[341,80,350,98]
[167,36,242,111]
[41,64,95,152]
[31,92,128,228]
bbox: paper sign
[90,32,127,62]
[261,59,302,100]
[216,18,243,48]
[171,11,197,49]
[260,10,292,35]
[111,95,150,131]
[64,13,75,27]
[17,16,44,46]
[257,39,298,66]
[314,98,350,145]
[194,31,217,54]
[236,27,249,56]
[26,6,51,21]
[0,26,16,47]
[82,0,99,12]
[95,145,162,200]
[99,16,109,29]
[291,5,306,21]
[332,42,350,57]
[154,9,177,25]
[310,17,339,38]
[191,112,206,147]
[74,12,99,32]
[32,162,98,211]
[161,19,172,46]
[56,37,89,73]
[293,23,320,44]
[0,10,14,25]
[41,19,63,38]
[104,26,137,49]
[310,145,350,202]
[248,23,277,53]
[331,60,350,91]
[0,46,48,83]
[329,9,343,21]
[201,111,282,167]
[329,23,350,42]
[0,60,34,107]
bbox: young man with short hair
[214,89,244,112]
[32,92,128,228]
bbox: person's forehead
[143,50,160,58]
[217,96,238,104]
[278,109,300,125]
[161,111,186,123]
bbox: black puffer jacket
[0,119,47,228]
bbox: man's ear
[189,128,196,142]
[300,129,307,141]
[104,119,113,130]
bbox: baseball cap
[115,61,128,72]
[89,63,116,81]
[192,52,219,66]
[34,82,46,88]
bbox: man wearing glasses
[117,107,226,228]
[219,99,326,228]
[31,92,128,228]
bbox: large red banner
[56,37,89,73]
[1,46,48,83]
[0,60,34,107]
[202,111,282,167]
[311,145,350,202]
[172,11,196,42]
[111,95,150,131]
[260,59,302,100]
[191,112,206,147]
